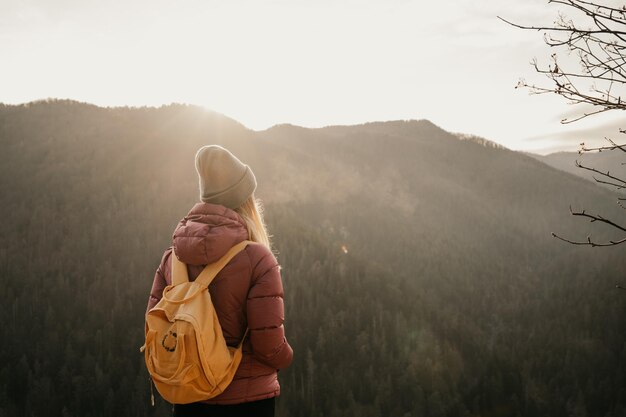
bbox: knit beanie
[194,145,257,209]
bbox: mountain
[1,99,624,417]
[530,148,626,192]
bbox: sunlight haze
[1,0,620,154]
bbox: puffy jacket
[146,202,294,405]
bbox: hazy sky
[1,0,623,154]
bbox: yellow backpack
[140,240,252,404]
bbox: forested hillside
[0,99,624,417]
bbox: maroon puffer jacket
[146,202,293,405]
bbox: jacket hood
[172,202,249,265]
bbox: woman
[146,145,294,417]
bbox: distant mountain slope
[530,148,626,191]
[1,100,624,417]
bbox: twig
[575,160,626,186]
[552,232,626,246]
[568,205,626,232]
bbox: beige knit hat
[194,145,257,209]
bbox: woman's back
[147,202,293,405]
[145,145,293,415]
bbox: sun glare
[0,0,584,151]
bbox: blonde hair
[234,193,272,250]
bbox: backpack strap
[171,248,190,286]
[195,240,253,288]
[237,327,250,349]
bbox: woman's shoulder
[156,246,174,277]
[243,241,279,279]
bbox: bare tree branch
[575,159,626,187]
[497,15,626,35]
[503,1,626,257]
[568,205,626,232]
[580,137,626,153]
[551,231,626,246]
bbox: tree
[500,1,626,253]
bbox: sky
[1,0,624,154]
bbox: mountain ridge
[0,100,503,149]
[530,147,626,189]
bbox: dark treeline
[0,99,624,417]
